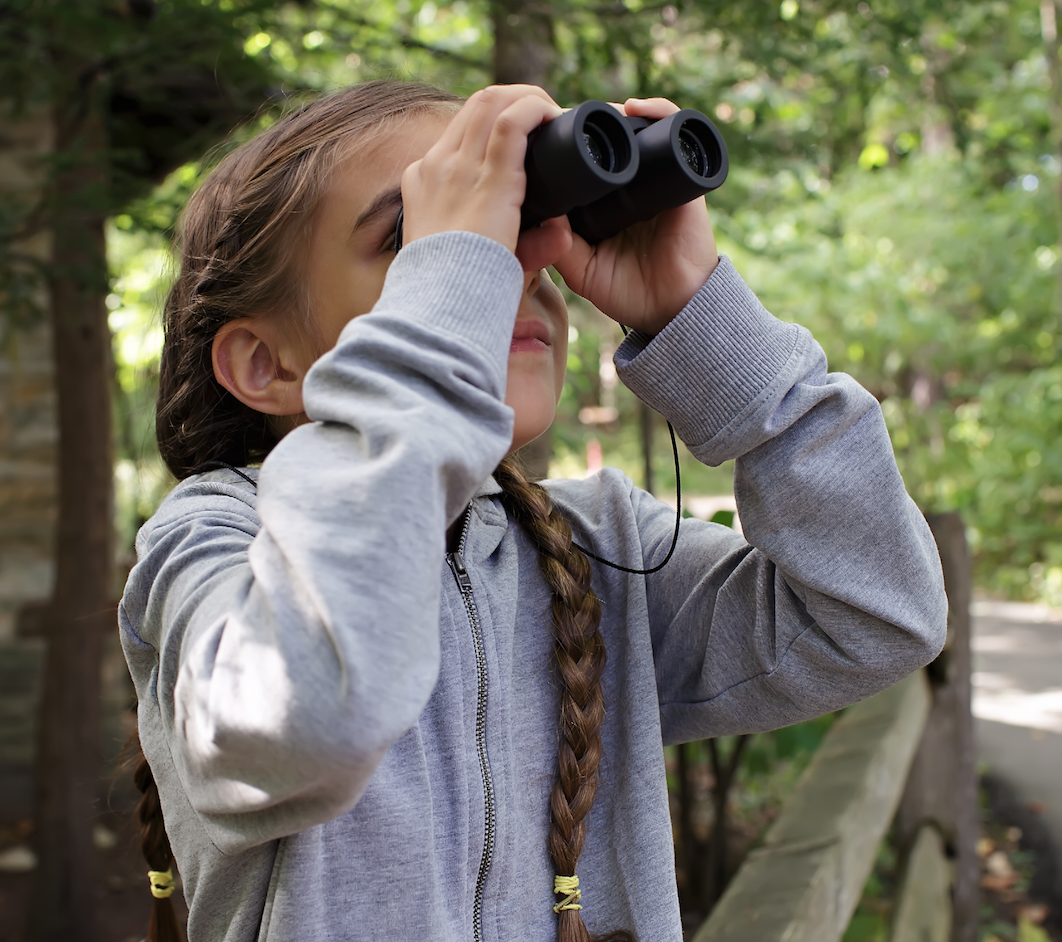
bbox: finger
[481,94,563,179]
[409,87,531,186]
[623,97,681,119]
[550,227,597,298]
[426,86,486,154]
[428,86,532,161]
[454,84,559,161]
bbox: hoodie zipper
[446,511,496,942]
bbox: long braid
[494,458,635,942]
[133,745,185,942]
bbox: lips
[510,320,551,353]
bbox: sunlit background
[89,0,1062,606]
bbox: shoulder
[539,468,662,563]
[122,467,262,649]
[541,467,636,523]
[135,466,261,557]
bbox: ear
[212,318,308,417]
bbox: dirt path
[973,598,1062,910]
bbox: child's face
[303,113,569,454]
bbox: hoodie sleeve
[120,232,522,854]
[614,256,948,744]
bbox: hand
[548,97,720,335]
[400,85,567,258]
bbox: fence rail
[692,670,932,942]
[692,511,976,942]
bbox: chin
[509,422,553,455]
[509,403,558,454]
[506,375,561,454]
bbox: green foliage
[237,0,492,94]
[107,221,174,551]
[741,712,836,780]
[6,0,1059,599]
[958,367,1062,601]
[725,147,1059,597]
[539,0,1062,607]
[0,0,278,208]
[1018,919,1052,942]
[0,0,280,358]
[709,508,736,529]
[103,0,279,205]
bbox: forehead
[331,111,452,197]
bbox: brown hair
[140,79,632,942]
[155,80,463,480]
[496,457,635,942]
[133,750,184,942]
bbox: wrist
[638,253,721,335]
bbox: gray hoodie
[120,233,947,942]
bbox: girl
[120,80,947,942]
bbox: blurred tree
[0,1,275,937]
[492,0,554,86]
[491,0,557,477]
[1040,0,1062,319]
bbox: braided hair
[137,80,636,942]
[495,457,635,942]
[133,751,183,942]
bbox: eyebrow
[353,186,403,233]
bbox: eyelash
[377,208,404,255]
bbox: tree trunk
[675,742,706,912]
[491,0,554,89]
[493,0,556,480]
[895,512,978,942]
[1042,0,1062,325]
[28,53,111,942]
[704,735,749,908]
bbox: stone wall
[0,107,56,642]
[0,108,138,824]
[0,107,55,820]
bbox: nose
[524,269,542,296]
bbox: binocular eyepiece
[522,100,728,244]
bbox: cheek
[312,260,392,352]
[553,336,568,400]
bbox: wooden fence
[691,511,979,942]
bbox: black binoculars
[522,100,728,244]
[392,101,727,252]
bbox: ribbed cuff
[615,255,800,446]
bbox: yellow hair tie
[553,874,583,913]
[148,868,175,900]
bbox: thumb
[514,219,573,273]
[549,228,596,297]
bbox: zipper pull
[447,551,474,593]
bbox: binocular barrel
[522,101,728,245]
[521,102,640,229]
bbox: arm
[121,234,521,853]
[616,257,947,743]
